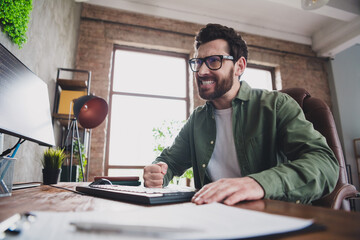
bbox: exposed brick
[76,4,333,178]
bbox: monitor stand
[12,182,41,190]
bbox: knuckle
[202,184,210,190]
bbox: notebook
[76,184,196,205]
[93,176,141,186]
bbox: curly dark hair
[194,23,248,62]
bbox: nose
[197,62,211,76]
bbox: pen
[0,214,21,233]
[0,212,36,235]
[70,221,200,236]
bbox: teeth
[201,80,214,85]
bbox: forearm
[249,148,339,203]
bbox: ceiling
[81,0,360,57]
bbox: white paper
[7,202,313,240]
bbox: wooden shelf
[52,114,86,129]
[52,113,74,127]
[57,79,88,90]
[53,113,74,120]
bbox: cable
[0,139,25,157]
[48,184,86,195]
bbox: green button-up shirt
[155,81,339,204]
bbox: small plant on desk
[41,148,65,185]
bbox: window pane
[113,49,186,97]
[108,95,186,166]
[242,67,273,91]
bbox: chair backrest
[279,88,357,210]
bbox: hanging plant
[0,0,33,48]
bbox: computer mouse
[89,178,112,186]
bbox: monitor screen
[0,43,55,146]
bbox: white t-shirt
[206,108,241,181]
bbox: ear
[234,57,247,77]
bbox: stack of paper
[5,202,313,239]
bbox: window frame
[246,63,276,90]
[104,45,190,175]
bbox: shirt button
[202,164,206,168]
[295,200,300,204]
[210,140,214,144]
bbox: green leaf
[0,0,33,48]
[42,148,66,169]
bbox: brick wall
[76,4,332,179]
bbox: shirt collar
[205,81,252,113]
[235,81,251,102]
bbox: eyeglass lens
[190,55,222,72]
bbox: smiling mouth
[200,80,215,85]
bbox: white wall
[0,0,81,182]
[328,44,360,190]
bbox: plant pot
[42,168,61,185]
[60,165,79,182]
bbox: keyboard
[76,184,196,205]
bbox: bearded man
[143,23,338,206]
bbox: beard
[196,68,234,101]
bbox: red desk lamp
[66,95,108,181]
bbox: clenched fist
[143,162,168,188]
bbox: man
[143,23,339,206]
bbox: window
[242,64,275,91]
[106,46,189,176]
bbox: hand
[191,177,265,205]
[143,162,168,188]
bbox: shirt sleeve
[248,94,339,204]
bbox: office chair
[279,88,358,210]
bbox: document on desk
[11,202,313,240]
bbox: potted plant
[73,139,87,182]
[61,139,87,182]
[42,148,65,185]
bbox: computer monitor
[0,43,55,147]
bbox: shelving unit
[52,68,92,182]
[53,69,91,126]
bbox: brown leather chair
[279,88,358,210]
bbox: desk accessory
[70,221,199,237]
[0,157,15,196]
[93,176,141,186]
[0,43,55,147]
[0,43,55,196]
[11,182,41,190]
[2,203,316,239]
[63,95,108,182]
[41,148,65,185]
[76,184,196,205]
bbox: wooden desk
[1,183,359,239]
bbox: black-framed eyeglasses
[188,55,234,72]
